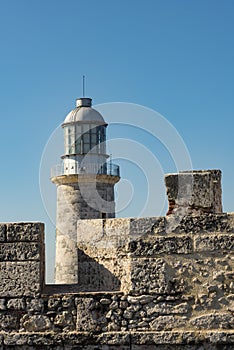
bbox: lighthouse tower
[51,97,120,284]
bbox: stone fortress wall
[0,170,234,349]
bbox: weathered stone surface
[100,298,112,305]
[77,219,104,246]
[190,313,234,329]
[47,296,62,310]
[55,231,78,285]
[54,311,75,330]
[130,217,163,237]
[227,212,234,229]
[76,297,107,332]
[195,234,234,251]
[0,261,42,297]
[0,242,40,261]
[1,203,234,348]
[61,295,74,308]
[21,315,52,332]
[77,251,122,291]
[7,298,25,310]
[149,315,187,330]
[77,217,166,253]
[132,331,234,346]
[128,236,192,256]
[127,295,154,304]
[26,298,44,312]
[55,177,117,284]
[145,302,189,316]
[130,258,184,295]
[166,213,231,234]
[165,170,222,215]
[6,223,44,242]
[105,217,131,239]
[0,299,6,311]
[0,225,6,242]
[3,333,29,346]
[0,223,44,299]
[0,313,18,331]
[1,330,234,348]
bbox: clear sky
[0,0,233,282]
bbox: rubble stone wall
[0,216,234,349]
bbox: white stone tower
[51,97,120,284]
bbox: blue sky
[0,0,233,282]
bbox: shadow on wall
[78,249,121,291]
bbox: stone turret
[165,169,222,215]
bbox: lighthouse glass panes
[64,125,75,154]
[64,124,106,155]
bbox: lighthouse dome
[63,97,106,125]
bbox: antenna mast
[82,75,85,97]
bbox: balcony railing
[51,162,120,178]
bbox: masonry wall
[0,223,45,298]
[0,216,234,349]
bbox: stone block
[26,298,45,312]
[129,258,184,295]
[54,311,75,330]
[149,315,187,331]
[227,212,234,231]
[145,302,189,316]
[0,261,43,297]
[78,260,101,289]
[133,331,234,345]
[61,295,75,308]
[21,314,52,332]
[0,242,40,261]
[165,213,231,234]
[7,298,25,310]
[76,297,99,332]
[6,223,44,242]
[165,170,222,215]
[105,218,130,239]
[3,333,29,346]
[130,217,163,238]
[77,219,104,246]
[0,225,6,242]
[195,234,234,251]
[0,299,6,311]
[190,313,234,329]
[77,218,131,251]
[0,313,18,331]
[47,296,62,310]
[127,295,154,304]
[127,236,192,256]
[3,333,59,347]
[78,253,121,291]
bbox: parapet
[1,170,234,348]
[0,222,45,298]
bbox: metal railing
[51,162,120,178]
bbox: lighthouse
[51,97,120,284]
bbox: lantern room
[50,97,119,177]
[62,97,107,156]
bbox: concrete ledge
[51,174,120,185]
[1,331,234,347]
